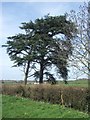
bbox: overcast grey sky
[0,1,88,80]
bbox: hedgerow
[2,84,89,113]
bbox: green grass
[58,79,88,88]
[2,95,89,118]
[2,79,88,88]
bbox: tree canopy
[4,15,76,84]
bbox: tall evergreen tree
[4,15,76,84]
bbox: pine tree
[3,15,76,84]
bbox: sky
[0,1,88,81]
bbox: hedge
[2,84,90,113]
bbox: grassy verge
[2,95,89,118]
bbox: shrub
[43,85,61,104]
[2,84,26,97]
[61,87,88,111]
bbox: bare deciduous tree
[68,2,90,79]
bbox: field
[58,79,88,88]
[2,95,89,118]
[1,79,88,87]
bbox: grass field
[2,95,89,118]
[2,79,88,88]
[58,79,88,88]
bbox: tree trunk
[64,79,68,84]
[39,62,44,84]
[24,61,30,85]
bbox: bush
[61,87,88,111]
[2,84,26,97]
[2,84,89,112]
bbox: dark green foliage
[3,15,76,84]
